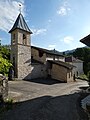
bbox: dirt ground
[0,79,89,120]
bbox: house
[80,34,90,47]
[47,60,74,82]
[9,13,75,82]
[65,56,83,76]
[31,46,74,82]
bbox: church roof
[80,34,90,47]
[31,46,64,57]
[48,60,75,69]
[9,13,32,34]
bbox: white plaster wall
[46,57,53,61]
[72,62,83,75]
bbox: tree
[0,45,12,75]
[73,48,85,60]
[68,47,90,74]
[0,45,10,60]
[0,54,12,75]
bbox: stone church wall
[17,45,31,79]
[50,64,67,82]
[49,63,73,82]
[31,48,46,63]
[31,64,47,79]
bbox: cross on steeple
[19,3,22,13]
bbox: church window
[23,34,27,45]
[39,50,44,57]
[12,34,15,44]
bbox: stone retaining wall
[0,74,8,100]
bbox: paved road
[1,79,89,120]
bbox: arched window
[23,34,27,45]
[12,34,15,44]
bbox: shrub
[78,74,88,80]
[0,54,12,75]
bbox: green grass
[78,74,88,81]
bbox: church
[9,13,79,82]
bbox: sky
[0,0,90,51]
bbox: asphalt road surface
[1,79,88,120]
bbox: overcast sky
[0,0,90,51]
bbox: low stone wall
[0,74,8,100]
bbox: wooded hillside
[68,47,90,74]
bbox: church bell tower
[9,13,32,79]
